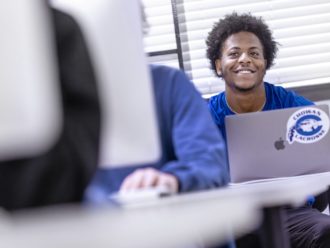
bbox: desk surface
[2,172,330,248]
[127,172,330,209]
[1,193,260,248]
[228,171,330,207]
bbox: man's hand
[119,168,179,193]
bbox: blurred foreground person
[86,64,229,200]
[0,8,101,210]
[86,3,229,202]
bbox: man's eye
[250,51,259,57]
[229,52,239,57]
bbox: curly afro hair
[206,12,278,77]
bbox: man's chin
[234,84,256,93]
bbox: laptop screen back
[225,104,330,183]
[51,0,160,167]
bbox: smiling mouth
[234,69,256,74]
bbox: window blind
[144,0,330,96]
[142,0,180,69]
[182,0,330,95]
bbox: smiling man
[206,12,330,248]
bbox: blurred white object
[109,185,173,205]
[0,1,61,160]
[0,189,261,248]
[51,0,160,167]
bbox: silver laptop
[225,104,330,183]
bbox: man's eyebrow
[227,46,262,50]
[228,46,240,50]
[250,46,262,50]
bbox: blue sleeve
[272,85,314,107]
[208,95,227,140]
[160,69,229,192]
[208,95,222,125]
[286,90,314,107]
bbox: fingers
[120,168,159,192]
[143,168,160,188]
[157,173,179,193]
[119,168,179,193]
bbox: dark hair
[206,12,278,76]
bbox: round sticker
[286,107,329,144]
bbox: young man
[206,12,330,248]
[85,64,230,201]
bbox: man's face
[215,31,267,93]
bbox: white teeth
[237,70,253,74]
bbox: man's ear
[215,59,222,77]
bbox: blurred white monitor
[51,0,160,167]
[0,1,62,160]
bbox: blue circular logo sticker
[287,107,329,144]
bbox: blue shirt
[208,82,315,205]
[85,65,229,202]
[209,82,314,141]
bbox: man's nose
[238,52,251,63]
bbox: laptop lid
[51,0,160,167]
[225,104,330,183]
